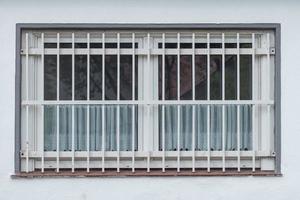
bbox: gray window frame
[15,23,281,176]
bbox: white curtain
[44,105,137,151]
[45,104,251,151]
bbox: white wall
[0,0,300,199]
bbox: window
[16,24,281,176]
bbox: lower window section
[44,105,138,152]
[159,105,252,151]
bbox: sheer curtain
[44,105,137,151]
[160,105,252,151]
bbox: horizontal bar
[22,48,271,56]
[22,100,274,105]
[21,150,274,158]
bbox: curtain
[159,105,252,151]
[44,105,138,151]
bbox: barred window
[17,24,280,176]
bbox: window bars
[18,26,278,175]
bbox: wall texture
[0,0,300,199]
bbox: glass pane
[158,55,178,100]
[120,55,134,100]
[75,55,87,100]
[74,106,87,151]
[180,55,192,100]
[59,105,72,151]
[240,105,252,150]
[225,55,237,100]
[105,55,117,100]
[44,55,57,100]
[240,55,252,100]
[90,55,102,100]
[59,55,72,100]
[225,105,237,150]
[195,55,207,100]
[210,55,222,100]
[210,105,222,151]
[89,105,102,151]
[195,105,208,150]
[44,105,57,151]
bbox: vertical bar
[192,33,195,172]
[86,33,90,172]
[162,33,165,172]
[25,33,29,173]
[101,32,105,172]
[237,33,241,172]
[207,33,211,172]
[267,33,271,151]
[221,33,226,172]
[56,33,60,173]
[71,32,75,173]
[177,32,181,172]
[41,33,45,173]
[147,33,151,173]
[252,33,256,172]
[132,33,136,172]
[117,33,120,172]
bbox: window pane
[158,55,178,100]
[210,105,222,151]
[180,55,192,100]
[105,55,117,100]
[90,55,102,100]
[44,105,57,151]
[59,106,72,151]
[195,55,207,100]
[75,55,87,100]
[120,55,135,100]
[59,55,72,100]
[210,55,222,100]
[74,106,87,151]
[225,55,237,100]
[240,55,252,100]
[44,55,57,100]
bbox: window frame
[15,23,281,176]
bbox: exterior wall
[0,0,299,199]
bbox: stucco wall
[0,0,299,199]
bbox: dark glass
[59,43,72,48]
[59,55,72,100]
[44,55,57,100]
[180,43,192,49]
[240,43,252,48]
[195,55,207,100]
[75,43,87,48]
[180,55,192,100]
[120,55,138,100]
[225,43,237,48]
[105,55,117,100]
[158,55,178,100]
[195,43,207,48]
[44,43,57,48]
[240,55,252,100]
[210,55,222,100]
[75,55,87,100]
[90,55,102,100]
[90,43,102,48]
[210,43,222,48]
[105,43,117,48]
[225,55,237,100]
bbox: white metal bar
[25,33,29,173]
[162,33,165,172]
[192,33,196,172]
[146,33,151,173]
[86,33,90,173]
[222,33,226,172]
[41,33,45,173]
[71,33,75,173]
[101,33,105,172]
[56,33,60,172]
[252,33,256,172]
[23,100,274,106]
[132,32,136,173]
[177,32,181,172]
[207,33,211,172]
[117,33,120,172]
[237,33,241,172]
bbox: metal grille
[19,28,276,174]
